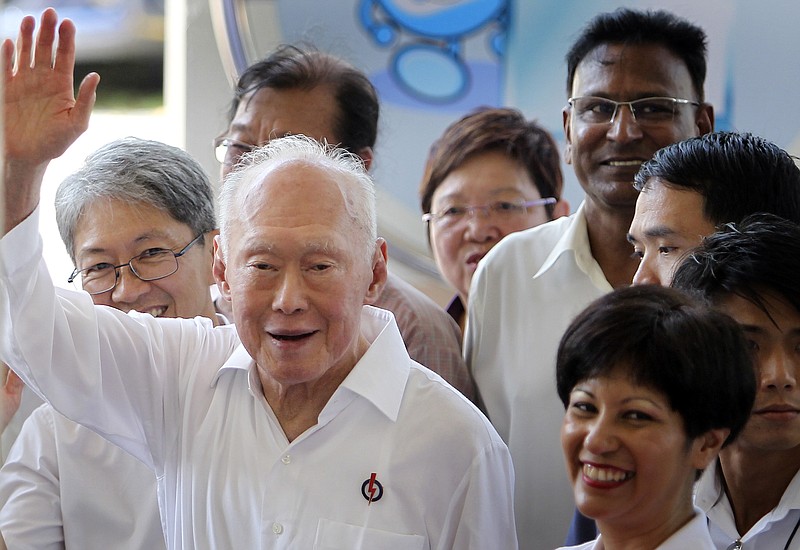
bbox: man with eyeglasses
[0,136,221,549]
[464,8,714,549]
[212,45,475,401]
[0,11,518,547]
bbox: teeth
[583,464,632,483]
[147,307,166,318]
[608,160,643,167]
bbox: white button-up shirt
[0,404,167,549]
[0,208,517,549]
[465,203,612,550]
[696,461,800,549]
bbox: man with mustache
[464,9,714,547]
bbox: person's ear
[562,106,573,165]
[690,428,729,470]
[364,238,388,305]
[356,146,374,172]
[205,229,220,285]
[212,235,231,302]
[696,102,715,135]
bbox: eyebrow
[739,323,800,338]
[436,188,531,203]
[77,232,179,257]
[627,225,678,244]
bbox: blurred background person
[214,45,474,400]
[673,214,800,549]
[419,107,567,333]
[556,285,755,549]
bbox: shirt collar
[210,306,410,422]
[696,458,800,516]
[332,306,409,422]
[533,202,614,293]
[533,201,594,279]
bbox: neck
[258,334,367,442]
[597,507,695,550]
[719,444,800,534]
[582,200,639,288]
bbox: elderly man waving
[0,10,516,549]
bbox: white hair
[218,134,377,262]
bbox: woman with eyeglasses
[419,107,569,334]
[555,285,756,550]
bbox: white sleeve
[446,440,518,550]
[0,405,64,550]
[0,207,237,469]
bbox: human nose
[272,269,308,314]
[109,266,150,304]
[583,414,620,455]
[464,208,501,242]
[607,102,643,142]
[631,255,662,286]
[760,349,798,392]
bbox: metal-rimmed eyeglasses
[68,233,205,295]
[213,136,257,166]
[422,198,556,228]
[567,96,700,125]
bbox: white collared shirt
[555,509,716,550]
[696,461,800,549]
[465,203,613,550]
[0,404,167,549]
[0,307,231,550]
[0,208,517,549]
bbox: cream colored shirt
[465,203,612,550]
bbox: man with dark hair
[672,214,800,548]
[464,8,713,547]
[628,131,800,285]
[214,45,474,400]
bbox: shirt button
[272,522,283,535]
[281,455,291,465]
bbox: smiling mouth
[605,160,644,168]
[268,331,317,342]
[466,252,485,266]
[144,306,167,318]
[582,463,634,483]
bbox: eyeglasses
[213,136,257,166]
[567,96,700,126]
[422,198,556,228]
[68,233,205,295]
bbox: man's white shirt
[0,207,517,549]
[465,203,612,549]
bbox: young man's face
[627,179,716,286]
[716,292,800,454]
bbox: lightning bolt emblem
[361,472,384,504]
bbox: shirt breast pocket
[313,518,427,550]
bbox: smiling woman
[555,285,756,550]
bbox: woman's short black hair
[556,285,755,446]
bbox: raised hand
[2,8,100,232]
